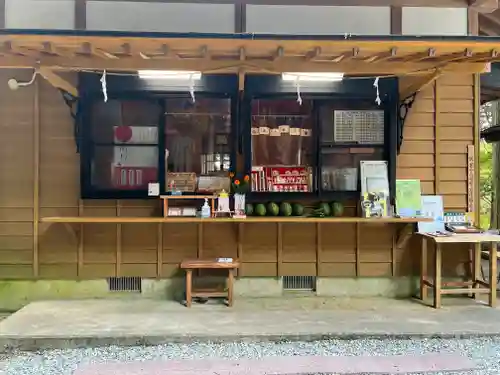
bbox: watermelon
[254,203,267,216]
[331,202,344,217]
[267,202,280,216]
[292,203,305,216]
[280,202,293,217]
[245,203,254,216]
[318,202,332,216]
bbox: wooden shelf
[160,195,216,200]
[247,191,360,202]
[41,216,432,224]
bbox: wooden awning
[0,30,499,95]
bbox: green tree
[480,141,492,229]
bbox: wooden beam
[468,7,480,34]
[85,0,469,6]
[399,69,443,99]
[390,6,403,34]
[38,68,79,97]
[305,47,321,61]
[75,0,87,30]
[398,48,436,62]
[470,0,498,12]
[365,47,397,63]
[80,42,119,59]
[0,55,489,76]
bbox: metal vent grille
[283,276,316,291]
[107,277,142,292]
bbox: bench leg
[186,269,192,308]
[472,243,481,299]
[434,243,442,309]
[420,237,428,300]
[490,242,498,307]
[227,269,234,307]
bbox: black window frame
[78,72,238,199]
[242,75,399,203]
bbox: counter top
[41,216,432,224]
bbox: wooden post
[185,269,192,308]
[157,222,163,278]
[355,223,360,276]
[116,200,121,276]
[434,81,440,195]
[227,269,234,307]
[420,237,428,300]
[473,74,481,226]
[434,243,442,309]
[277,223,283,277]
[77,200,84,278]
[472,242,481,299]
[490,242,498,307]
[237,223,243,277]
[391,227,396,277]
[33,79,40,278]
[316,223,321,276]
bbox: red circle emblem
[115,126,133,143]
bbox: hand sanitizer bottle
[201,198,211,218]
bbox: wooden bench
[180,259,240,308]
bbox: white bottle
[201,198,211,218]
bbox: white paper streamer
[189,73,196,103]
[373,77,381,106]
[100,70,108,103]
[295,77,302,106]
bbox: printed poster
[396,179,422,217]
[418,195,445,233]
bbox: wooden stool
[180,259,240,308]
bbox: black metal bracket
[59,89,80,153]
[397,93,417,154]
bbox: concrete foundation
[0,277,419,311]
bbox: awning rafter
[0,33,497,78]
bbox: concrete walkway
[1,296,500,351]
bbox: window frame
[242,75,399,202]
[78,73,238,199]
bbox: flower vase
[234,193,246,218]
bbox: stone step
[74,353,475,375]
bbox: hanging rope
[100,69,108,103]
[373,77,381,106]
[189,73,196,103]
[295,76,302,106]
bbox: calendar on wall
[333,110,385,144]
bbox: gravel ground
[1,337,500,375]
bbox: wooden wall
[398,73,475,274]
[0,70,476,280]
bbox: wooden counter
[39,215,431,280]
[41,216,431,224]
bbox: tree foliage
[480,103,494,229]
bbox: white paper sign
[148,182,160,196]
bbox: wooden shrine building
[0,0,496,308]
